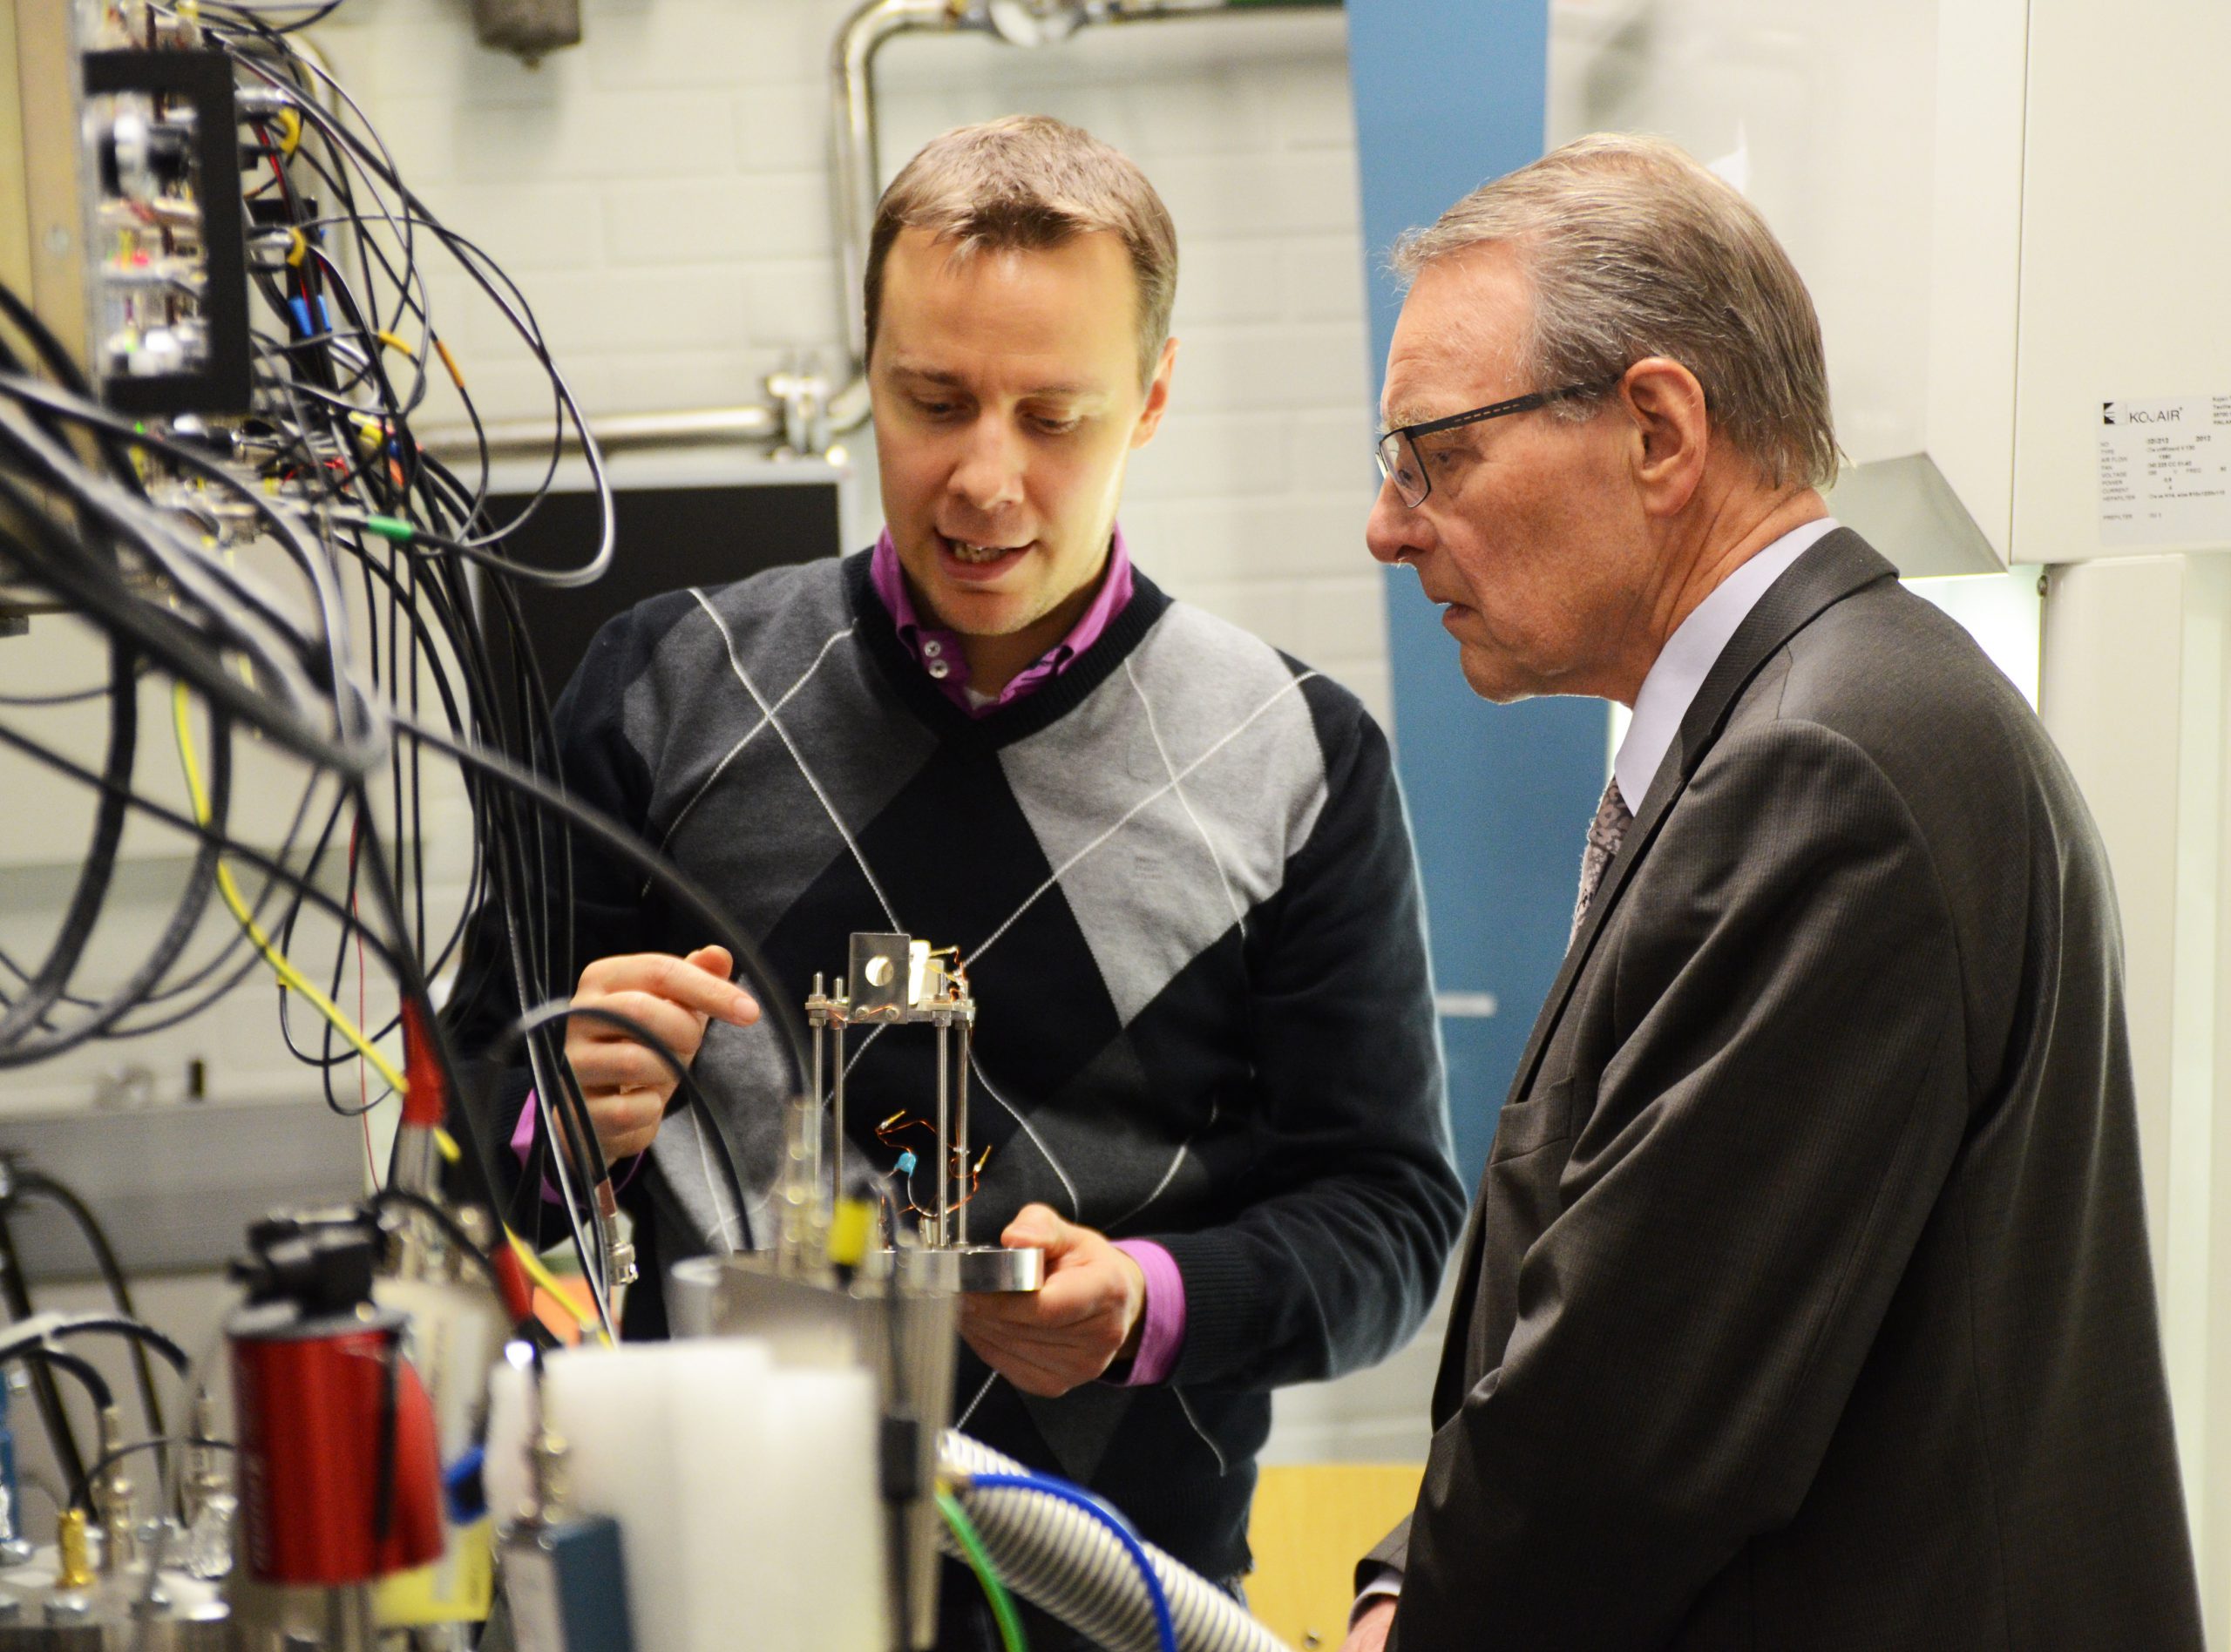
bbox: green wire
[938,1487,1030,1652]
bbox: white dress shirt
[1353,514,1841,1623]
[1613,516,1840,809]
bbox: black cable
[0,716,407,980]
[0,8,661,1294]
[0,680,128,708]
[0,282,141,488]
[0,1332,105,1497]
[5,1173,173,1439]
[371,1326,398,1545]
[0,453,368,780]
[392,713,811,1089]
[367,1188,495,1282]
[3,1343,112,1413]
[67,1434,230,1518]
[493,1000,754,1247]
[26,1315,191,1376]
[0,633,135,1058]
[0,1199,102,1502]
[0,677,234,1063]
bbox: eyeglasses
[1374,380,1611,508]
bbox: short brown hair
[864,115,1179,386]
[1392,134,1839,491]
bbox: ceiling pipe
[419,0,1341,464]
[824,0,993,437]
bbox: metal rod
[832,1005,848,1221]
[956,1018,972,1247]
[416,403,780,463]
[324,1584,375,1652]
[810,987,826,1205]
[935,1017,951,1247]
[831,1022,845,1208]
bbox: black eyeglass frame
[1374,378,1615,507]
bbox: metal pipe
[826,0,981,435]
[822,0,1338,436]
[417,403,779,463]
[831,1025,846,1208]
[832,1008,849,1215]
[834,0,971,370]
[956,1019,972,1247]
[1096,0,1339,17]
[417,0,1340,460]
[935,1017,952,1245]
[808,1001,825,1200]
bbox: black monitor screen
[483,472,844,700]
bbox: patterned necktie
[1570,775,1633,944]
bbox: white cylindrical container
[545,1341,743,1652]
[511,1338,888,1651]
[753,1364,889,1652]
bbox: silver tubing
[810,991,827,1201]
[418,0,1335,459]
[939,1431,1292,1652]
[830,0,971,412]
[832,1024,846,1206]
[832,1009,848,1214]
[956,1019,973,1246]
[935,1017,952,1245]
[417,403,781,462]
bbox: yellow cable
[506,1229,602,1337]
[179,693,607,1346]
[374,330,415,358]
[277,107,302,157]
[431,335,466,392]
[172,684,408,1098]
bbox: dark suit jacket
[1368,530,2205,1649]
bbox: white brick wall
[311,0,1391,717]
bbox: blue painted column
[1346,3,1607,1182]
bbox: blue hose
[966,1471,1179,1652]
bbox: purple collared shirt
[869,526,1135,715]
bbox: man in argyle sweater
[450,116,1463,1642]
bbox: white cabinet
[1550,0,2231,572]
[2004,3,2231,565]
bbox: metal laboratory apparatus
[807,932,1042,1294]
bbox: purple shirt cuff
[512,1087,641,1203]
[1110,1238,1186,1385]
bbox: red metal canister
[228,1300,444,1586]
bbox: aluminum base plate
[889,1244,1044,1294]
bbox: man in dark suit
[1342,133,2205,1650]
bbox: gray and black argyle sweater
[451,548,1465,1582]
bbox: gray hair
[1391,133,1839,491]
